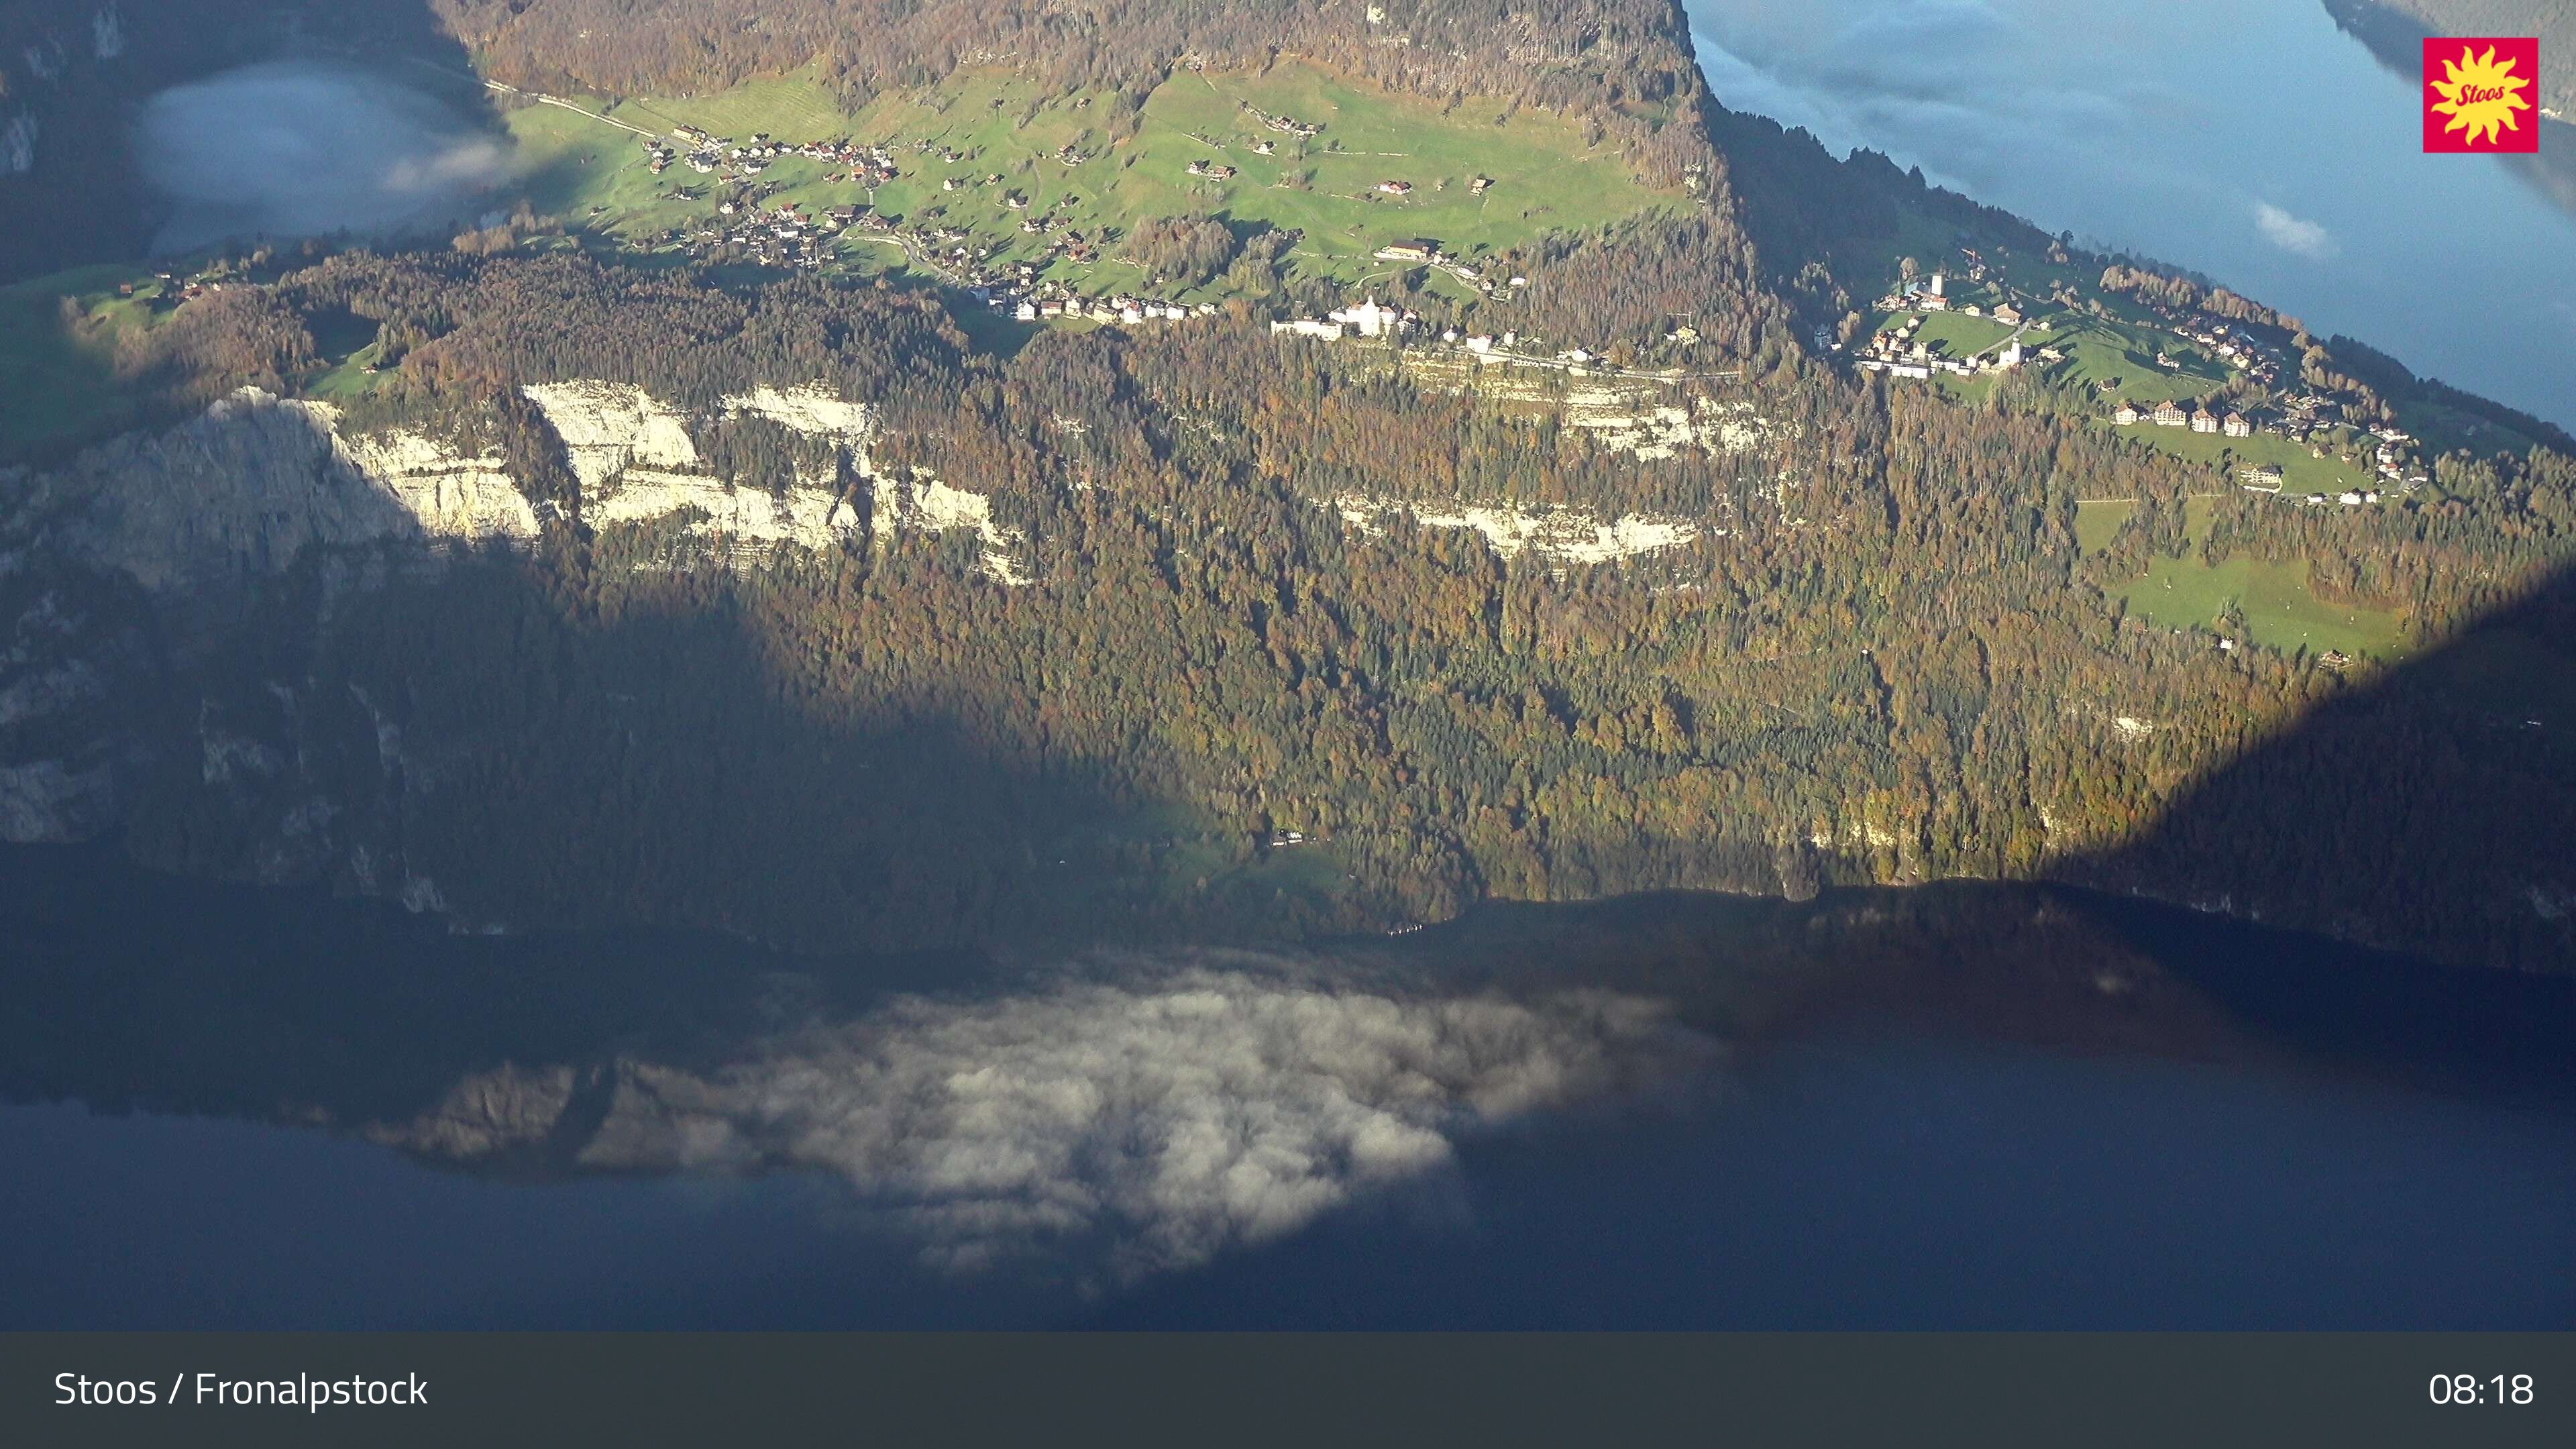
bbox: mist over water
[136,59,506,254]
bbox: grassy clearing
[502,62,1681,295]
[2037,315,2228,405]
[2114,554,2408,659]
[2074,498,2135,553]
[2104,421,2375,496]
[0,264,163,463]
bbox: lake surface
[2,845,2569,1330]
[1684,0,2576,428]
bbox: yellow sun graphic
[2428,45,2534,146]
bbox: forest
[4,0,2572,973]
[52,237,2571,973]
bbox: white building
[1327,297,1407,338]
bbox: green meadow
[2107,421,2376,497]
[504,63,1685,296]
[2114,553,2409,661]
[2086,494,2410,660]
[0,264,164,463]
[2073,497,2135,554]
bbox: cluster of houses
[2113,398,2255,435]
[680,198,864,270]
[1012,290,1222,325]
[1854,311,2050,380]
[2137,309,2286,389]
[1240,101,1323,138]
[657,127,904,188]
[1842,246,2443,504]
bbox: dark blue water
[3,842,2570,1328]
[7,1022,2569,1329]
[1685,0,2576,427]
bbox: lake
[2,845,2569,1330]
[1684,0,2576,428]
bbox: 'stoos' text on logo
[2422,37,2538,153]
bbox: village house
[2190,409,2220,434]
[1992,303,2023,326]
[2222,413,2253,438]
[2114,402,2142,425]
[1373,239,1437,262]
[2152,401,2189,427]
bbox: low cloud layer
[402,960,1721,1282]
[2253,202,2336,260]
[135,60,507,253]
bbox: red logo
[2423,37,2538,152]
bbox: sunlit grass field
[504,63,1684,296]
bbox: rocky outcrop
[1331,494,1701,565]
[0,378,1034,863]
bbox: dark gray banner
[6,1332,2573,1447]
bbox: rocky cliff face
[0,379,1024,894]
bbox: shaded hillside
[2327,0,2575,115]
[2061,561,2576,973]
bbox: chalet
[1377,179,1413,195]
[1992,303,2024,326]
[2240,464,2285,490]
[2152,401,2189,427]
[2222,413,2253,438]
[1468,176,1492,194]
[1374,239,1437,262]
[2190,409,2220,434]
[2114,403,2142,425]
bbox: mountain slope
[0,1,2571,970]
